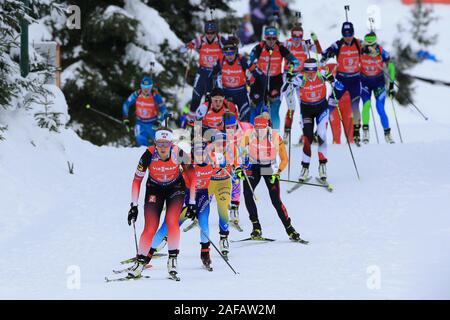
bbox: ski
[105,275,151,283]
[230,220,243,232]
[315,177,334,192]
[287,176,312,194]
[231,236,276,243]
[183,219,198,232]
[168,271,180,281]
[113,263,152,274]
[291,238,309,245]
[120,253,167,265]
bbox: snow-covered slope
[1,1,450,299]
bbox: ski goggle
[364,35,377,45]
[141,84,152,90]
[224,50,236,56]
[291,30,303,39]
[155,141,172,148]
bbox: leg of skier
[361,80,373,144]
[316,107,329,180]
[242,166,263,237]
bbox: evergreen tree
[393,0,438,106]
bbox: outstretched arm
[131,149,152,205]
[122,91,139,119]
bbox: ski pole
[243,169,258,202]
[85,104,123,125]
[370,106,379,144]
[391,80,428,121]
[200,229,239,275]
[332,91,361,180]
[280,178,329,189]
[288,130,292,180]
[132,221,139,255]
[85,104,130,132]
[390,98,404,143]
[381,70,428,121]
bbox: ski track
[1,135,450,299]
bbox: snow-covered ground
[1,0,450,299]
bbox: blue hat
[224,113,237,126]
[141,76,153,89]
[341,22,354,37]
[264,26,278,38]
[205,20,218,33]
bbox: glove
[388,82,395,99]
[127,203,138,226]
[186,111,196,126]
[270,171,280,184]
[123,118,131,132]
[186,203,197,220]
[234,167,245,179]
[311,32,318,42]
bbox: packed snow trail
[1,119,450,298]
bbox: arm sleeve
[277,135,288,172]
[321,41,339,61]
[280,45,300,70]
[131,150,152,205]
[154,93,167,118]
[122,91,139,118]
[249,44,262,64]
[182,165,197,204]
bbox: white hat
[155,129,174,142]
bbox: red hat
[254,116,269,129]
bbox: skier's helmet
[291,24,304,40]
[341,22,354,37]
[204,20,218,34]
[364,31,377,45]
[223,39,238,56]
[303,58,318,73]
[264,26,279,39]
[140,76,153,90]
[211,87,225,98]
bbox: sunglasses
[155,141,172,148]
[206,32,216,35]
[265,37,277,41]
[224,50,236,56]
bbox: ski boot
[229,201,243,232]
[167,253,180,280]
[384,128,395,144]
[201,243,213,271]
[299,165,310,182]
[362,125,370,144]
[219,234,230,259]
[353,124,361,146]
[127,254,150,278]
[318,162,327,181]
[250,220,262,239]
[286,224,308,244]
[286,225,300,241]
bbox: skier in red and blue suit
[211,38,253,123]
[180,20,225,126]
[321,21,363,144]
[122,76,167,146]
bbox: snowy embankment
[1,0,450,299]
[1,84,450,299]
